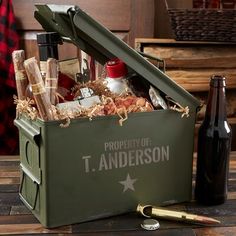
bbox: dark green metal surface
[34,4,200,110]
[15,4,200,228]
[16,110,196,228]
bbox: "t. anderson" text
[82,145,169,173]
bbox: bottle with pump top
[195,75,232,205]
[37,32,75,101]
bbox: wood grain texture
[137,39,236,92]
[12,0,131,31]
[0,224,72,235]
[0,153,236,235]
[135,38,236,47]
[194,227,236,236]
[0,215,38,224]
[12,0,155,47]
[11,0,155,82]
[0,184,19,193]
[165,69,236,92]
[10,205,31,215]
[143,46,236,69]
[0,206,11,216]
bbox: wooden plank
[12,0,155,49]
[0,224,72,234]
[0,177,20,185]
[229,151,236,160]
[10,205,31,215]
[228,192,236,200]
[0,228,195,236]
[72,213,139,233]
[0,215,38,225]
[165,69,236,92]
[0,156,19,161]
[12,0,131,31]
[216,215,236,227]
[0,161,20,167]
[0,156,20,168]
[0,206,11,216]
[0,166,20,178]
[194,226,236,236]
[72,219,195,236]
[0,193,22,206]
[0,165,19,171]
[57,42,79,61]
[0,185,19,193]
[186,199,236,217]
[73,211,198,233]
[20,37,39,60]
[143,46,236,69]
[0,172,20,178]
[130,0,155,41]
[135,38,236,46]
[229,180,236,192]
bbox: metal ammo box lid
[14,4,200,228]
[34,4,199,110]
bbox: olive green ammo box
[14,4,200,228]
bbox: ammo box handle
[19,164,40,210]
[14,118,40,146]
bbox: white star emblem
[119,173,137,193]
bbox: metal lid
[34,4,200,110]
[141,219,160,231]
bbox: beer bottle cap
[210,75,226,88]
[141,219,160,231]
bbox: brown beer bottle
[195,75,232,205]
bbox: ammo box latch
[19,163,41,210]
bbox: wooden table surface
[0,152,236,236]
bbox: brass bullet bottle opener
[137,204,220,225]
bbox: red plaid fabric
[0,0,19,155]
